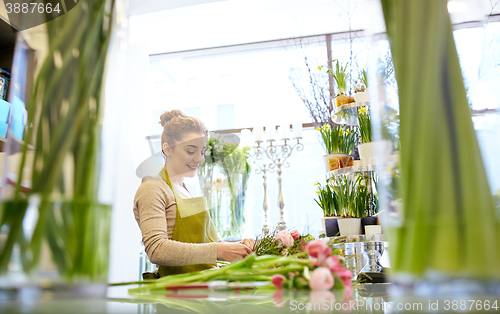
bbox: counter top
[1,283,498,313]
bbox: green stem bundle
[0,0,115,281]
[381,0,500,279]
[127,253,313,293]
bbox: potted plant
[354,69,370,105]
[327,60,355,107]
[314,182,341,237]
[357,107,394,166]
[357,106,374,165]
[330,176,360,236]
[317,124,357,172]
[352,174,379,234]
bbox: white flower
[281,249,289,256]
[214,144,223,154]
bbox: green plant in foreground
[382,0,500,279]
[0,0,116,281]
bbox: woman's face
[165,132,206,178]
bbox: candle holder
[251,137,303,231]
[251,142,272,234]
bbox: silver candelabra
[251,137,304,231]
[253,162,272,234]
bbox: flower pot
[360,216,378,234]
[335,94,355,107]
[323,154,353,172]
[358,140,393,165]
[354,90,369,105]
[322,217,341,237]
[337,218,362,236]
[364,225,382,236]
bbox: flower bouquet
[125,239,353,296]
[252,229,314,257]
[197,133,251,240]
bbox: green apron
[157,168,218,277]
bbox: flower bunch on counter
[126,239,352,296]
[252,229,314,257]
[271,239,353,294]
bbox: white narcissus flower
[214,144,223,154]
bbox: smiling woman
[133,109,255,277]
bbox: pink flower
[275,230,294,248]
[305,239,329,258]
[310,290,336,312]
[272,290,286,307]
[325,255,343,273]
[310,290,335,303]
[309,267,335,291]
[342,283,353,300]
[290,230,300,240]
[335,268,353,281]
[272,274,286,289]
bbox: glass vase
[0,0,116,299]
[370,0,500,296]
[0,199,111,297]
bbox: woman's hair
[159,109,207,155]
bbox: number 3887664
[6,2,62,14]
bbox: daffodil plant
[357,107,372,143]
[314,182,340,217]
[319,60,349,95]
[317,124,357,155]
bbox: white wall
[102,29,154,283]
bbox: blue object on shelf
[0,99,11,138]
[0,68,11,101]
[10,96,27,140]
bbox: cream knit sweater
[133,175,218,266]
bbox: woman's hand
[241,238,255,250]
[216,242,252,262]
